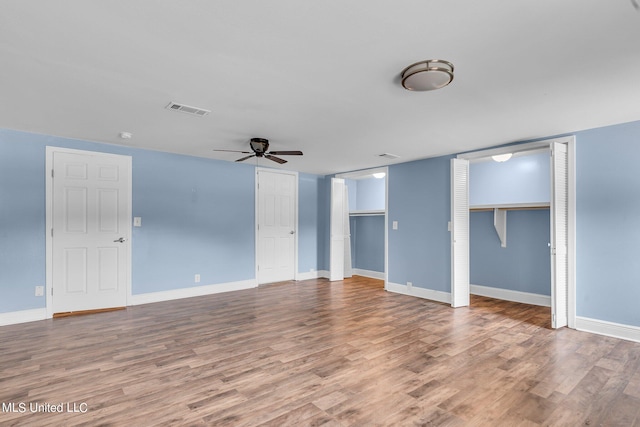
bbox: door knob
[290,230,295,234]
[114,237,126,243]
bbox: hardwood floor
[1,276,639,426]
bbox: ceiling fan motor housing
[250,137,269,156]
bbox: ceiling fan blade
[268,150,303,156]
[235,154,256,162]
[213,149,252,154]
[265,154,287,164]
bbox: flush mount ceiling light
[401,59,454,91]
[492,153,513,162]
[372,172,386,179]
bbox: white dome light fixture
[372,172,386,179]
[401,59,454,91]
[492,153,513,162]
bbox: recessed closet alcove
[469,150,552,307]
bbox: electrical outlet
[407,282,412,290]
[35,286,44,297]
[194,274,201,283]
[392,221,398,230]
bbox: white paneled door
[257,169,297,284]
[50,149,131,313]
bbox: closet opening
[452,137,575,329]
[331,167,388,288]
[468,149,552,327]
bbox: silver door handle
[290,231,295,234]
[114,237,126,243]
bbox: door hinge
[51,169,54,178]
[51,228,54,237]
[51,288,54,296]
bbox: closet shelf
[470,203,550,248]
[349,209,385,217]
[470,202,550,212]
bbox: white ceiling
[2,1,640,175]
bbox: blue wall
[575,121,640,326]
[345,177,385,211]
[345,176,385,273]
[468,151,550,296]
[356,177,385,211]
[349,215,385,273]
[0,129,324,313]
[0,133,46,312]
[388,156,453,291]
[298,173,326,274]
[470,209,550,295]
[383,119,640,329]
[470,151,550,206]
[6,117,640,330]
[130,151,255,294]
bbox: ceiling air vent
[165,102,211,117]
[379,153,400,159]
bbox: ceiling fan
[214,137,303,164]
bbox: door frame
[45,146,133,319]
[454,136,576,328]
[255,167,299,284]
[334,166,389,288]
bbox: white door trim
[45,146,133,318]
[255,167,299,284]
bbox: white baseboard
[470,284,551,307]
[298,269,382,281]
[296,270,330,281]
[576,316,640,343]
[129,279,257,306]
[0,308,47,326]
[317,270,330,279]
[386,282,451,304]
[353,269,385,280]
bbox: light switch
[133,217,142,227]
[392,221,398,230]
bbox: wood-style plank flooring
[1,276,639,426]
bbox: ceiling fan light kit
[401,59,454,91]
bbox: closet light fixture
[401,60,454,91]
[372,172,386,179]
[492,153,513,162]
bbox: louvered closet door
[329,178,345,281]
[451,158,470,308]
[551,142,568,328]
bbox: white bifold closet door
[330,178,346,281]
[550,142,569,328]
[450,158,470,308]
